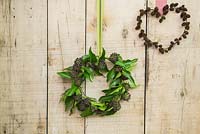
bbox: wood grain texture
[48,0,85,134]
[1,0,200,134]
[146,0,200,134]
[85,0,145,134]
[0,0,47,134]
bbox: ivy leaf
[60,93,67,103]
[94,69,104,76]
[64,96,74,111]
[122,70,137,88]
[99,48,106,61]
[89,47,97,63]
[69,101,76,115]
[75,88,81,95]
[80,107,93,117]
[99,95,114,103]
[91,101,107,111]
[101,109,116,116]
[124,59,138,66]
[63,66,73,71]
[98,60,108,72]
[57,72,71,79]
[117,54,123,61]
[102,88,113,94]
[64,83,79,96]
[81,66,94,81]
[106,68,116,82]
[83,72,91,81]
[98,106,107,111]
[65,88,76,97]
[82,55,90,62]
[114,72,121,80]
[108,86,123,95]
[109,78,121,88]
[82,66,94,75]
[115,59,138,71]
[124,59,138,71]
[115,60,125,68]
[60,93,75,112]
[102,86,122,96]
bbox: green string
[97,0,104,56]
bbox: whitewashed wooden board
[48,0,85,134]
[0,0,47,134]
[0,0,200,134]
[85,0,145,134]
[146,0,200,134]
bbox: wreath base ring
[57,48,138,117]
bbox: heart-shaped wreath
[135,3,191,54]
[57,48,138,117]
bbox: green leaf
[120,88,126,96]
[114,72,121,80]
[64,96,74,111]
[115,59,138,71]
[82,66,94,75]
[102,86,122,95]
[64,83,79,96]
[57,72,71,79]
[98,60,108,72]
[99,95,114,103]
[102,88,113,94]
[63,66,73,71]
[115,61,125,68]
[69,101,76,115]
[91,101,103,107]
[122,70,137,88]
[60,93,67,103]
[99,48,106,61]
[81,66,94,81]
[75,88,81,95]
[84,72,93,81]
[65,88,76,97]
[80,107,93,117]
[98,106,107,111]
[117,54,123,61]
[107,68,116,82]
[91,101,107,111]
[83,72,91,81]
[124,59,138,66]
[108,86,123,95]
[124,59,138,71]
[101,109,116,116]
[109,78,121,88]
[106,107,113,112]
[89,47,97,63]
[82,55,90,62]
[94,69,104,76]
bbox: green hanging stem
[97,0,104,56]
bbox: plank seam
[46,0,49,133]
[84,0,87,134]
[144,0,149,134]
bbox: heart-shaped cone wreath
[135,3,191,54]
[57,48,138,117]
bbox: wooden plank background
[146,0,200,134]
[0,0,47,134]
[0,0,199,134]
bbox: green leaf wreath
[57,48,138,117]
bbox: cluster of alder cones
[135,3,191,54]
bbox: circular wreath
[135,3,191,54]
[57,48,138,117]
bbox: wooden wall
[0,0,199,134]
